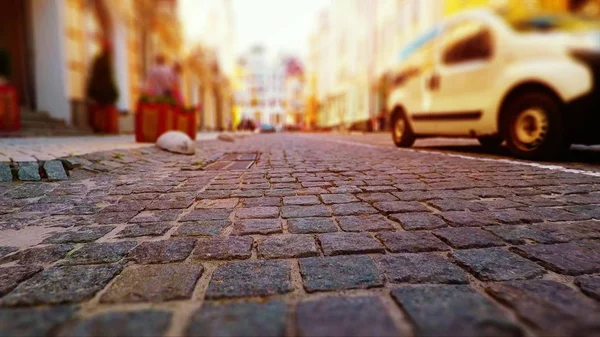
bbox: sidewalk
[0,132,221,162]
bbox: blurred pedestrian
[144,54,175,97]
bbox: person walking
[143,54,175,97]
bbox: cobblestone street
[1,133,599,336]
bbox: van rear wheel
[392,111,415,147]
[505,92,565,160]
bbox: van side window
[442,21,492,65]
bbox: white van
[388,9,600,159]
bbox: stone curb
[0,159,72,182]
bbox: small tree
[86,50,119,106]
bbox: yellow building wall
[65,0,87,101]
[444,0,570,19]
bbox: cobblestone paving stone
[1,133,600,336]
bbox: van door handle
[427,73,441,91]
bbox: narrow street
[1,133,599,336]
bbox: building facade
[0,0,183,131]
[234,46,290,128]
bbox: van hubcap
[394,118,405,142]
[514,107,548,150]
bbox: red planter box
[174,109,197,140]
[135,102,177,142]
[0,84,20,131]
[89,104,119,134]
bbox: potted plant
[135,94,179,142]
[86,43,119,133]
[0,47,19,131]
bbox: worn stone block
[356,193,398,202]
[489,221,600,245]
[0,264,122,306]
[283,195,320,205]
[0,306,77,337]
[299,255,382,292]
[116,223,171,238]
[174,221,230,237]
[258,235,319,259]
[240,197,281,207]
[513,240,600,275]
[56,310,172,337]
[373,201,429,214]
[491,209,543,224]
[130,210,181,223]
[0,163,13,182]
[187,301,286,337]
[575,276,600,301]
[17,162,40,181]
[94,211,138,225]
[390,213,447,230]
[296,296,399,337]
[439,211,498,227]
[0,244,74,265]
[391,285,521,336]
[487,280,600,335]
[64,241,138,264]
[42,226,114,244]
[427,199,487,212]
[233,219,282,235]
[287,217,338,234]
[206,260,292,299]
[193,236,253,260]
[318,232,385,255]
[101,263,202,303]
[282,205,331,218]
[378,253,468,284]
[195,198,239,209]
[320,193,359,204]
[0,246,18,258]
[236,207,279,219]
[0,265,42,296]
[377,232,449,253]
[336,214,395,232]
[434,227,505,249]
[43,160,68,181]
[330,202,378,216]
[452,248,544,281]
[127,238,196,264]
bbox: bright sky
[231,0,328,61]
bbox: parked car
[388,9,600,159]
[259,124,277,133]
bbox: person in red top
[143,54,175,97]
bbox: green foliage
[86,51,119,106]
[0,48,11,78]
[138,94,196,113]
[139,94,178,106]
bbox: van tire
[391,111,415,147]
[504,92,565,160]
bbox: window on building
[442,21,493,65]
